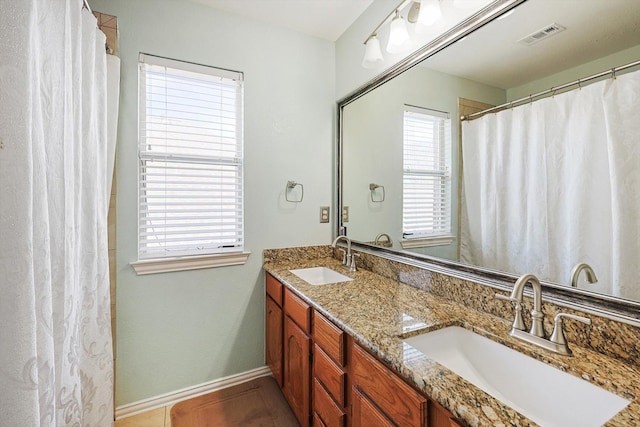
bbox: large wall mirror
[338,0,640,321]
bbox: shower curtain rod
[461,58,640,121]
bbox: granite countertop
[263,254,640,427]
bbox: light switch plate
[320,206,330,223]
[342,206,349,223]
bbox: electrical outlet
[342,206,349,222]
[320,206,330,223]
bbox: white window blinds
[402,105,452,239]
[138,54,244,260]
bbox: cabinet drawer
[313,412,327,427]
[284,288,311,333]
[352,386,395,427]
[314,311,345,366]
[429,399,462,427]
[351,343,426,427]
[266,273,283,306]
[314,344,345,406]
[313,378,345,427]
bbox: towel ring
[369,183,385,203]
[285,180,304,203]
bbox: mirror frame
[335,0,640,326]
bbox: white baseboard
[115,366,272,420]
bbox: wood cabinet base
[265,273,462,427]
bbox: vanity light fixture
[453,0,482,9]
[361,0,446,68]
[387,10,411,53]
[362,35,384,68]
[417,0,442,27]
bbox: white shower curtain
[461,69,640,300]
[0,1,116,426]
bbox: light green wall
[91,0,335,406]
[93,0,637,408]
[342,65,505,259]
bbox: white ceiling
[424,0,640,89]
[188,0,375,41]
[184,0,639,88]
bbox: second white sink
[403,326,630,427]
[289,267,353,286]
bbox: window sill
[401,235,455,249]
[131,252,251,275]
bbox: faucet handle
[550,313,591,349]
[495,293,526,331]
[337,248,347,265]
[349,253,360,272]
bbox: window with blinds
[402,106,452,242]
[138,54,244,260]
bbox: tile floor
[116,376,296,427]
[115,405,173,427]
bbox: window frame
[401,105,454,249]
[132,53,249,274]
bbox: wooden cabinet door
[266,295,283,387]
[352,386,395,427]
[284,315,311,427]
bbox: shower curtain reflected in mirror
[0,1,118,425]
[461,69,640,300]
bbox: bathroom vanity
[263,246,640,427]
[265,271,460,427]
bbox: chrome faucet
[374,232,393,247]
[570,263,598,288]
[496,273,544,337]
[332,235,352,267]
[496,273,591,355]
[512,273,545,337]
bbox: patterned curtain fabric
[0,1,115,425]
[461,69,640,300]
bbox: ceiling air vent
[518,23,566,46]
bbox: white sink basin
[289,267,353,286]
[403,326,630,427]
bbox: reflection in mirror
[460,67,640,300]
[339,0,640,305]
[460,65,640,300]
[343,64,503,260]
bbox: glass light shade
[386,13,411,54]
[361,36,384,69]
[453,0,480,9]
[417,0,442,26]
